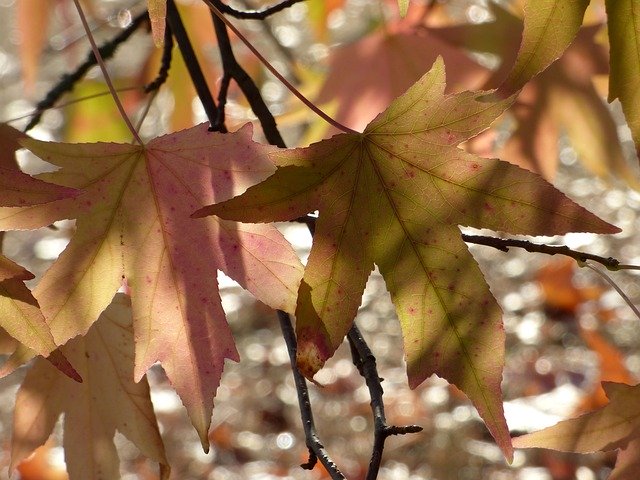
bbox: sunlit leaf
[197,58,619,460]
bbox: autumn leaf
[0,123,303,448]
[513,381,640,474]
[499,0,590,95]
[605,0,640,159]
[315,23,488,133]
[0,124,79,206]
[196,58,619,460]
[148,0,167,47]
[0,250,79,380]
[11,294,170,480]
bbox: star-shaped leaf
[11,294,169,479]
[196,58,619,460]
[0,123,78,206]
[513,381,640,480]
[0,124,303,448]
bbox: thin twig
[144,24,174,93]
[211,0,305,20]
[204,0,358,134]
[347,325,423,480]
[165,0,218,126]
[24,10,149,132]
[461,234,640,271]
[72,0,142,144]
[277,311,347,479]
[210,11,284,145]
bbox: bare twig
[166,0,219,126]
[277,311,347,479]
[211,0,305,20]
[210,11,284,144]
[144,24,174,93]
[204,0,358,134]
[347,325,423,480]
[461,234,640,271]
[24,10,149,132]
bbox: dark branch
[347,325,423,480]
[210,11,285,145]
[277,311,346,479]
[209,0,305,20]
[461,234,631,270]
[144,24,174,93]
[166,0,218,126]
[25,10,149,132]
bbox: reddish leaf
[198,58,619,460]
[316,23,489,133]
[0,124,78,206]
[0,124,303,448]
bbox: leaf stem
[583,262,640,321]
[203,0,359,135]
[71,0,142,144]
[23,10,149,132]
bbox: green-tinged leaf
[513,382,640,454]
[196,58,620,460]
[398,0,409,17]
[11,294,170,479]
[500,0,589,94]
[0,124,303,449]
[606,0,640,159]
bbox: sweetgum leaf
[0,124,303,448]
[0,255,78,380]
[500,0,589,95]
[11,294,169,479]
[0,123,78,206]
[513,382,640,456]
[148,0,167,47]
[605,0,640,159]
[197,58,619,460]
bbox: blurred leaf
[316,22,489,133]
[605,0,640,161]
[513,381,640,459]
[499,0,589,95]
[11,294,170,479]
[577,328,636,413]
[17,0,53,95]
[148,0,167,47]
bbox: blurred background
[1,0,640,478]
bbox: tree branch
[166,0,218,126]
[347,325,423,480]
[277,311,346,479]
[461,234,640,271]
[210,11,285,145]
[24,10,149,132]
[209,0,305,20]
